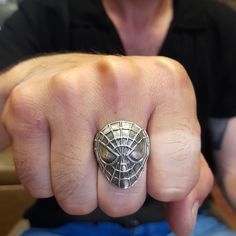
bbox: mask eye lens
[130,141,145,160]
[99,145,117,163]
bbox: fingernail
[192,202,199,216]
[191,202,199,227]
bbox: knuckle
[172,125,201,155]
[53,170,97,215]
[102,205,135,218]
[27,184,52,199]
[97,55,124,74]
[15,159,51,198]
[15,157,32,184]
[53,174,79,203]
[149,186,190,202]
[149,131,200,201]
[5,86,44,135]
[96,56,139,110]
[7,86,35,120]
[56,180,96,215]
[96,56,135,91]
[100,199,141,217]
[149,173,198,202]
[152,58,194,99]
[51,147,98,215]
[49,69,93,112]
[60,201,97,215]
[49,71,79,105]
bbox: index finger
[147,58,201,201]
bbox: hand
[0,54,213,236]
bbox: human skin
[0,54,213,236]
[102,0,173,55]
[100,0,236,233]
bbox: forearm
[212,117,236,209]
[216,169,236,209]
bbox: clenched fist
[0,54,213,236]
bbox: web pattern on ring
[94,121,150,189]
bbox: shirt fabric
[19,214,236,236]
[0,0,236,228]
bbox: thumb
[165,155,214,236]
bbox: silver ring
[94,121,150,189]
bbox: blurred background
[0,0,19,28]
[219,0,236,9]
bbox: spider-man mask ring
[94,121,150,189]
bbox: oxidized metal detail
[94,121,150,189]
